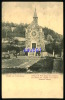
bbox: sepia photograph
[2,1,63,98]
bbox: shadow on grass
[29,57,54,73]
[2,68,27,74]
[2,57,63,74]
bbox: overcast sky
[2,2,63,35]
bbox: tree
[13,39,19,45]
[43,27,63,42]
[45,43,53,54]
[13,24,25,37]
[45,39,63,57]
[47,34,54,42]
[2,25,12,38]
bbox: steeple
[33,8,38,24]
[33,8,38,18]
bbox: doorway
[32,43,36,49]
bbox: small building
[14,37,25,42]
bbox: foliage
[2,22,29,38]
[2,22,63,55]
[47,34,54,42]
[13,39,19,45]
[45,40,63,54]
[43,27,63,42]
[2,43,25,53]
[2,22,63,42]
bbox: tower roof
[33,8,38,18]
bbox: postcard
[2,2,63,98]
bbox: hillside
[43,27,63,42]
[2,22,63,42]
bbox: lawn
[2,56,40,73]
[2,58,29,68]
[2,58,29,73]
[2,56,63,73]
[29,57,54,73]
[29,57,63,73]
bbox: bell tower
[33,8,38,24]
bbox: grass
[29,57,54,72]
[2,56,63,73]
[29,57,63,73]
[2,58,29,68]
[2,58,29,73]
[2,68,27,74]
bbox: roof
[14,37,25,41]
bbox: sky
[2,2,63,35]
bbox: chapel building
[25,8,45,56]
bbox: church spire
[33,8,38,18]
[33,8,38,24]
